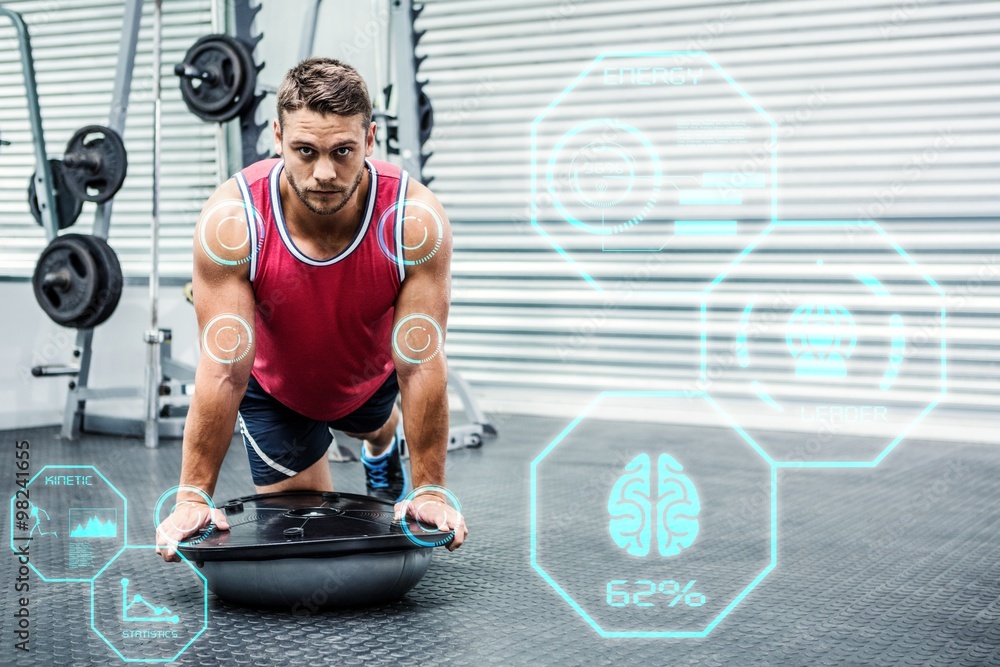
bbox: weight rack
[10,0,197,442]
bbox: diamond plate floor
[2,415,1000,666]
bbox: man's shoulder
[238,157,282,187]
[369,158,404,183]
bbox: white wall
[0,281,198,430]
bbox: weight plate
[62,125,128,204]
[177,35,258,123]
[32,235,101,326]
[73,234,123,329]
[418,91,434,145]
[180,38,244,114]
[28,159,83,230]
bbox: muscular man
[155,58,467,561]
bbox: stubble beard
[286,163,366,216]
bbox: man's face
[275,108,376,216]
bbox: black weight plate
[62,125,128,204]
[32,234,101,326]
[231,37,259,119]
[181,37,244,114]
[177,35,258,123]
[28,159,83,229]
[177,491,453,562]
[418,90,434,145]
[72,235,123,329]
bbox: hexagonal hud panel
[531,392,774,637]
[532,51,776,291]
[701,221,946,464]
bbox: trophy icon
[785,303,857,379]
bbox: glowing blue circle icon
[398,485,462,548]
[392,313,444,365]
[375,199,445,267]
[153,485,218,549]
[201,314,253,365]
[198,198,263,267]
[608,452,700,558]
[546,119,661,236]
[570,141,635,208]
[785,303,857,379]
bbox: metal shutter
[418,0,1000,439]
[0,0,218,279]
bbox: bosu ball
[177,491,453,609]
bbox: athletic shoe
[361,436,408,503]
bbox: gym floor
[3,415,1000,666]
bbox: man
[155,58,467,562]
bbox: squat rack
[13,0,197,443]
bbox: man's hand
[394,492,468,552]
[155,501,230,562]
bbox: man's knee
[344,406,399,443]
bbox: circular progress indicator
[547,119,661,236]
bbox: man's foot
[361,436,408,503]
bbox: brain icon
[608,453,700,558]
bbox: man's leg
[254,454,333,494]
[239,375,336,492]
[330,373,407,502]
[343,403,408,502]
[342,403,400,457]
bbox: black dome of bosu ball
[177,491,453,609]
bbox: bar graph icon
[69,508,118,539]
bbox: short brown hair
[276,58,372,129]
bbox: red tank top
[235,157,409,421]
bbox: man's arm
[156,181,257,561]
[390,180,467,549]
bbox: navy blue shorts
[237,372,399,486]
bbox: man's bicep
[391,186,452,372]
[192,182,258,376]
[392,274,449,369]
[192,267,257,373]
